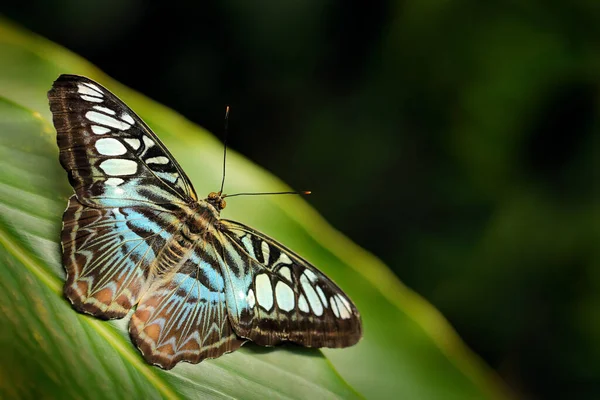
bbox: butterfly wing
[213,220,362,348]
[48,74,197,208]
[49,75,197,319]
[62,195,182,319]
[130,245,245,369]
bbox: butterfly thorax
[180,200,220,239]
[206,191,226,212]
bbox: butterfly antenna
[216,106,311,200]
[219,106,229,195]
[223,190,311,199]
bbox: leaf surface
[0,18,509,400]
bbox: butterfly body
[49,75,361,369]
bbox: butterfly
[47,74,362,369]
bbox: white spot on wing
[335,295,351,319]
[278,253,292,265]
[276,281,295,312]
[255,274,273,311]
[93,105,116,115]
[142,135,155,148]
[298,294,309,313]
[83,82,103,94]
[77,84,102,97]
[330,297,340,318]
[81,95,103,103]
[86,111,131,130]
[146,156,170,164]
[247,289,256,308]
[121,112,135,125]
[278,266,292,281]
[261,241,270,264]
[316,286,327,308]
[337,293,352,312]
[91,125,110,135]
[95,138,127,156]
[99,159,138,176]
[300,275,323,316]
[124,138,141,150]
[105,177,124,186]
[304,270,318,283]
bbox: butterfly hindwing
[48,74,197,208]
[62,195,181,319]
[214,220,362,348]
[130,246,245,369]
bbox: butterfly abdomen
[150,202,219,277]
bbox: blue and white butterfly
[48,75,362,369]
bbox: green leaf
[0,18,510,399]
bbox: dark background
[4,1,598,398]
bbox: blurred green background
[3,1,599,398]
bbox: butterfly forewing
[214,220,362,348]
[48,74,197,207]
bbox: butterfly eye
[208,192,219,200]
[220,199,227,210]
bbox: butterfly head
[207,192,227,211]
